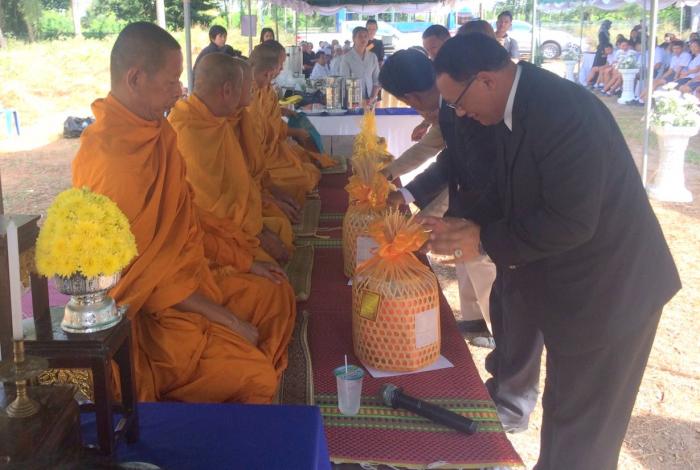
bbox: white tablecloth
[307,113,424,158]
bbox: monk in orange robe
[168,54,292,265]
[249,41,321,206]
[72,22,296,404]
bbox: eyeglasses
[445,75,477,110]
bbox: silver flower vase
[55,273,124,333]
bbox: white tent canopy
[264,0,453,16]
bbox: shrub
[82,13,126,39]
[37,10,74,40]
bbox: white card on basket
[415,308,439,349]
[356,236,379,266]
[361,355,454,378]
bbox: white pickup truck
[295,20,421,58]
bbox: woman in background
[260,27,275,43]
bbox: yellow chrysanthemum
[35,187,138,278]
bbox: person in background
[340,26,380,104]
[260,27,275,43]
[495,11,519,61]
[193,25,243,83]
[586,43,614,87]
[594,19,612,67]
[310,51,331,79]
[641,40,692,102]
[302,41,315,78]
[654,42,670,78]
[422,24,451,61]
[601,38,635,96]
[629,25,641,47]
[330,46,344,75]
[411,24,451,142]
[331,39,340,49]
[664,32,677,44]
[674,38,700,87]
[365,18,385,66]
[343,40,352,52]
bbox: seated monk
[72,22,296,404]
[168,53,292,265]
[249,41,321,206]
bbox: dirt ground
[1,95,699,469]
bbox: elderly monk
[168,53,292,265]
[72,22,296,404]
[249,41,322,206]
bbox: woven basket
[352,268,440,372]
[342,205,384,278]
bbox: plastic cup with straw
[334,355,364,416]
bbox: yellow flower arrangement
[35,187,138,278]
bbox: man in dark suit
[379,49,543,432]
[426,34,681,469]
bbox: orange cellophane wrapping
[342,166,391,277]
[352,212,440,371]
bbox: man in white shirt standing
[495,10,519,61]
[340,26,381,103]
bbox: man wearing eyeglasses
[424,34,680,469]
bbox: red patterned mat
[300,174,523,468]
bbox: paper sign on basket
[415,308,439,349]
[356,236,379,267]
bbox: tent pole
[680,6,683,35]
[579,3,584,76]
[275,5,279,40]
[531,0,538,63]
[247,0,253,56]
[184,0,193,94]
[642,0,659,188]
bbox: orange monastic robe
[168,95,292,261]
[73,94,296,403]
[250,84,320,205]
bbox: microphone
[379,383,478,435]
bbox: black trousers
[485,275,544,429]
[534,308,663,470]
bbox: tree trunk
[156,0,166,29]
[71,0,81,37]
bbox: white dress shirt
[339,48,380,99]
[504,64,522,131]
[310,63,331,79]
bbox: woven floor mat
[293,198,322,237]
[319,212,344,221]
[321,156,348,175]
[278,310,314,405]
[284,244,315,302]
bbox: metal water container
[284,46,303,76]
[324,76,345,110]
[345,77,363,111]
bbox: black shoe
[457,319,489,335]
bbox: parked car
[490,20,589,59]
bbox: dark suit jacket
[481,62,681,353]
[405,103,501,225]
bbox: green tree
[88,0,218,30]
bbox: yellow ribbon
[345,173,392,210]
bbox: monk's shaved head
[194,53,242,96]
[111,22,181,88]
[250,40,285,72]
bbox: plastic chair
[1,108,20,136]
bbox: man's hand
[250,261,288,284]
[258,229,291,265]
[387,190,406,208]
[229,317,260,346]
[281,108,297,118]
[417,216,482,262]
[411,122,430,141]
[174,292,259,346]
[288,127,310,141]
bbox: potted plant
[35,187,138,333]
[617,52,640,104]
[561,47,580,82]
[648,84,700,202]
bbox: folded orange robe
[168,94,292,262]
[73,94,296,403]
[250,85,320,205]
